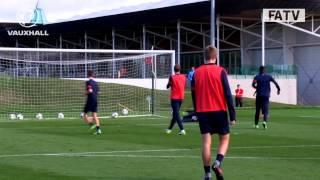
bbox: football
[112,112,119,118]
[36,113,43,120]
[58,113,64,119]
[122,108,129,115]
[9,113,16,120]
[17,114,24,120]
[191,115,198,121]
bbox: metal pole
[240,19,244,72]
[84,32,88,77]
[142,25,146,78]
[59,34,62,78]
[15,39,19,78]
[171,52,175,75]
[211,0,216,46]
[112,28,115,78]
[36,37,40,61]
[216,15,220,65]
[177,20,181,65]
[262,15,265,66]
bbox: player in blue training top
[83,70,102,135]
[252,66,280,129]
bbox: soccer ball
[80,112,84,118]
[58,113,64,119]
[9,113,16,120]
[191,115,198,121]
[111,112,119,118]
[122,108,129,115]
[36,113,43,120]
[17,114,24,120]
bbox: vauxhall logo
[7,5,49,37]
[7,30,49,36]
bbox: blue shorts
[84,100,98,113]
[197,111,230,135]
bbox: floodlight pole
[177,20,181,64]
[261,14,265,66]
[211,0,216,46]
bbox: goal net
[0,47,175,119]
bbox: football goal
[0,47,175,119]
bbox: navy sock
[96,126,100,130]
[216,154,224,164]
[204,166,211,174]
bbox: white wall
[65,76,297,105]
[229,76,297,105]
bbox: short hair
[87,70,94,77]
[237,84,240,87]
[205,45,217,61]
[174,64,181,73]
[259,66,265,73]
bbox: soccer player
[187,66,195,82]
[235,84,244,107]
[192,45,236,180]
[252,66,280,129]
[83,70,102,135]
[165,64,187,135]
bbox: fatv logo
[263,9,305,23]
[8,7,49,36]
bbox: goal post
[0,47,175,120]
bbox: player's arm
[270,76,281,94]
[166,76,172,89]
[221,71,236,123]
[86,83,93,94]
[252,76,257,89]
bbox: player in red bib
[192,46,236,180]
[165,64,187,135]
[235,84,244,107]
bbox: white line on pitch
[0,148,191,158]
[0,144,319,158]
[231,144,320,149]
[66,154,320,160]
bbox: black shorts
[84,100,98,113]
[256,96,269,115]
[197,111,230,135]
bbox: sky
[0,0,206,24]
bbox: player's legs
[168,118,176,130]
[262,97,270,121]
[92,112,102,134]
[175,101,185,131]
[261,96,270,129]
[201,133,212,179]
[169,100,185,134]
[235,97,239,107]
[83,113,91,124]
[255,97,262,127]
[167,100,177,131]
[239,97,243,107]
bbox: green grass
[0,107,319,179]
[0,76,169,119]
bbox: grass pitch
[0,107,319,180]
